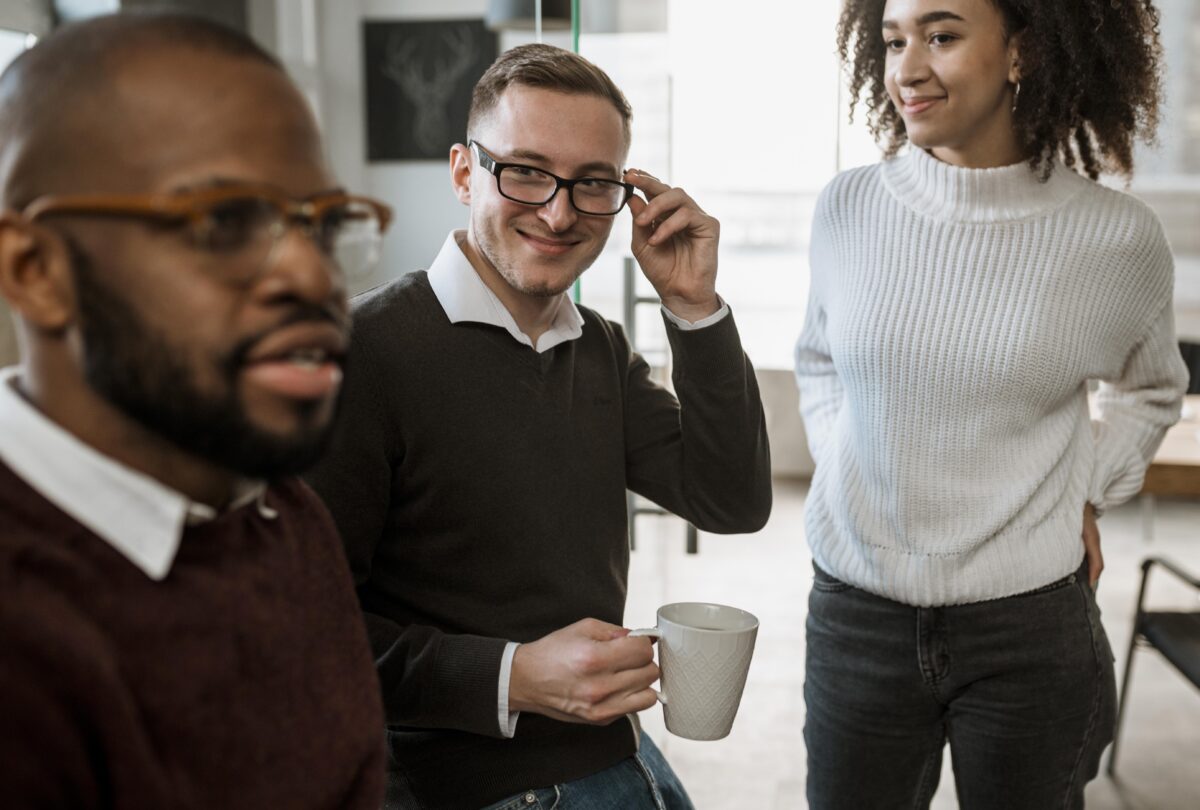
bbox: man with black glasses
[0,13,391,808]
[308,44,771,809]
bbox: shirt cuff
[661,298,730,330]
[497,641,521,738]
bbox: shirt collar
[427,229,585,353]
[0,367,267,580]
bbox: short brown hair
[467,43,632,144]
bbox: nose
[254,226,347,310]
[894,43,930,87]
[537,186,578,232]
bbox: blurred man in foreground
[0,13,392,808]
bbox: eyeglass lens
[498,166,627,215]
[192,196,384,280]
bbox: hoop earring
[1012,80,1021,115]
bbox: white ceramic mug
[629,602,759,741]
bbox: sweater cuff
[497,642,520,738]
[663,307,748,382]
[420,633,512,737]
[660,298,729,330]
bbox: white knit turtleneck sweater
[795,148,1189,606]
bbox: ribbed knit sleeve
[795,185,845,464]
[1088,219,1189,511]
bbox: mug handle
[627,627,667,704]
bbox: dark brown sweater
[0,462,385,809]
[308,272,772,808]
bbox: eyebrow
[882,11,967,29]
[176,178,347,197]
[505,148,621,178]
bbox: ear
[1007,31,1023,84]
[0,214,76,333]
[449,142,473,207]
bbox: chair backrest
[1180,341,1200,395]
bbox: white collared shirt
[0,366,269,581]
[427,230,729,354]
[424,230,730,737]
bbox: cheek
[587,217,616,243]
[882,61,901,102]
[141,291,240,375]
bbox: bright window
[578,0,1200,361]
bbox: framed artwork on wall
[363,18,498,162]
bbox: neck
[931,142,1026,170]
[929,120,1026,170]
[460,231,563,346]
[20,351,239,507]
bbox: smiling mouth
[517,229,581,256]
[902,97,944,115]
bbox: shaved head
[0,12,284,209]
[0,11,348,487]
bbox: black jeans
[804,560,1116,810]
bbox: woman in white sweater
[793,0,1189,807]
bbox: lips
[901,96,944,115]
[517,228,582,257]
[240,321,347,401]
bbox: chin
[500,266,584,299]
[903,127,938,149]
[520,279,577,298]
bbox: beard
[473,211,607,298]
[67,242,342,480]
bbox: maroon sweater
[0,460,385,809]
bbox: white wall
[269,0,814,475]
[307,0,574,293]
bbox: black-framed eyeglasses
[20,184,394,283]
[469,140,634,216]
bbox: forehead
[94,48,332,195]
[883,0,998,24]
[475,85,628,170]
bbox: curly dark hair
[837,0,1164,179]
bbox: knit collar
[880,147,1087,224]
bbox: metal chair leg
[627,491,637,551]
[1109,626,1139,776]
[1108,560,1154,777]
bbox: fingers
[624,167,671,198]
[627,183,717,246]
[632,186,698,227]
[627,193,648,220]
[573,617,631,642]
[569,662,661,724]
[645,207,701,247]
[1085,536,1104,588]
[1082,506,1103,588]
[602,635,657,672]
[511,619,662,723]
